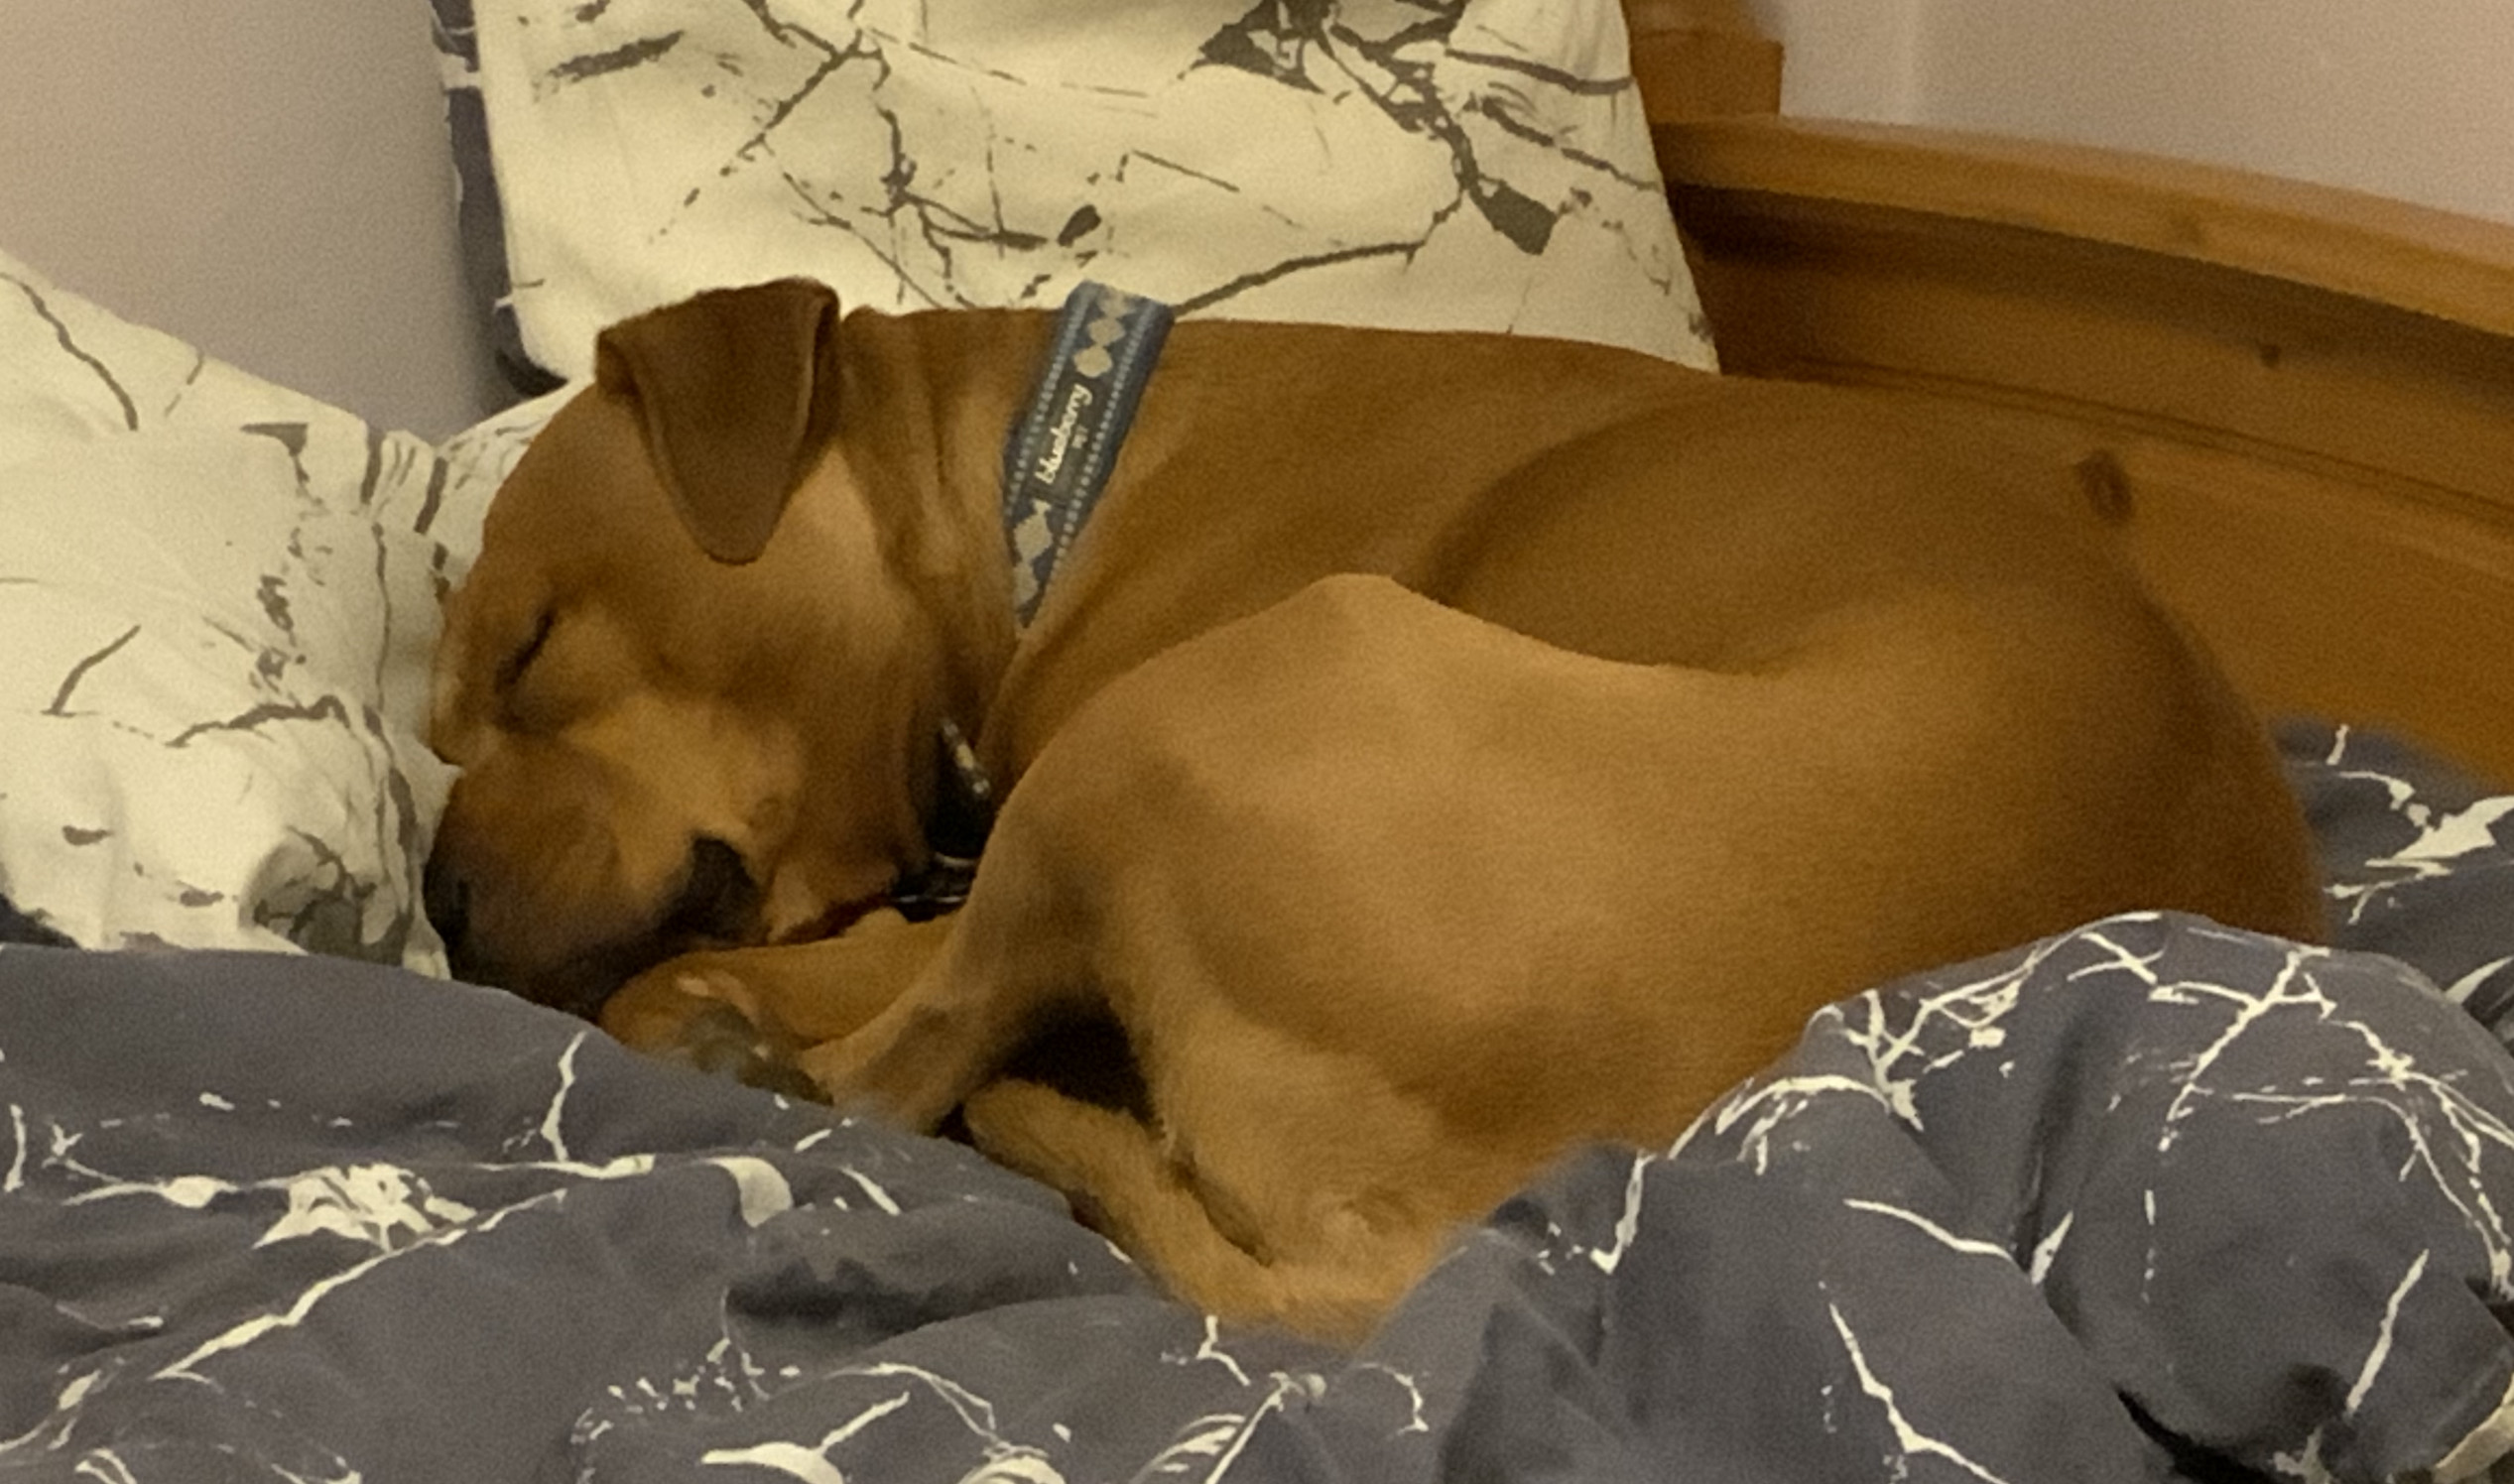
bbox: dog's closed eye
[497,609,559,696]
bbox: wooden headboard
[1619,1,2514,788]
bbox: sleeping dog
[425,279,2322,1340]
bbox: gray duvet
[4,721,2513,1483]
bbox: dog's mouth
[655,836,763,946]
[643,836,893,973]
[768,893,889,947]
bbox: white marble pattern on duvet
[2284,719,2514,1042]
[3,1075,813,1474]
[7,909,2514,1478]
[450,0,1718,382]
[1649,913,2514,1483]
[0,251,501,968]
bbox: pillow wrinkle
[439,0,1720,384]
[0,251,504,973]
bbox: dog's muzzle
[424,831,762,1019]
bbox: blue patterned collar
[997,282,1175,626]
[891,284,1174,920]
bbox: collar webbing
[891,285,1173,921]
[999,282,1174,626]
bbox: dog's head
[426,280,970,1015]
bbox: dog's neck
[862,288,1175,914]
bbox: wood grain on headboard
[1619,0,1782,121]
[1617,9,2514,784]
[1651,117,2514,785]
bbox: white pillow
[436,0,1719,382]
[0,252,514,969]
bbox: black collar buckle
[890,718,996,922]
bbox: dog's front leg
[603,910,955,1093]
[793,916,1047,1131]
[795,814,1106,1131]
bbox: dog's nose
[662,836,760,944]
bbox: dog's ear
[594,279,842,565]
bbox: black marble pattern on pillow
[427,0,1719,386]
[0,894,74,948]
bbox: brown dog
[426,279,2322,1340]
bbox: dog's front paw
[602,954,819,1101]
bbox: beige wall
[1747,0,2514,228]
[0,0,504,438]
[1754,0,1925,125]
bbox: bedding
[8,24,2514,1476]
[3,730,2513,1482]
[0,250,516,972]
[5,274,2514,1484]
[428,0,1721,387]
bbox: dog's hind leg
[960,1078,1434,1343]
[803,573,1683,1334]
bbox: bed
[4,3,2513,1480]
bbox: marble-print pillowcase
[0,251,506,970]
[432,0,1721,385]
